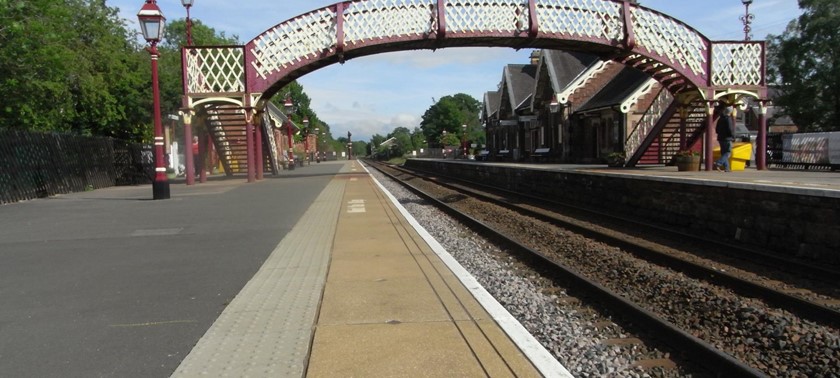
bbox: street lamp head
[549,98,561,113]
[283,95,294,115]
[741,0,752,4]
[137,1,166,43]
[303,116,309,126]
[181,0,194,6]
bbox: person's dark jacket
[716,111,735,140]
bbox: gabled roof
[502,64,538,112]
[576,66,650,113]
[542,50,600,94]
[532,50,601,111]
[483,90,501,120]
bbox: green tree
[767,0,840,131]
[420,93,480,146]
[269,81,335,144]
[0,0,150,140]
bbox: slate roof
[483,90,501,119]
[503,64,538,112]
[542,50,600,93]
[576,66,650,112]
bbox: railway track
[365,160,840,377]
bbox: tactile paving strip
[171,179,345,377]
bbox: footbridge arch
[181,0,768,177]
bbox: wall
[404,159,840,265]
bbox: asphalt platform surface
[0,161,345,377]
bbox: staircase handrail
[624,86,673,159]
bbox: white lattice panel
[250,7,338,80]
[344,0,435,44]
[536,0,622,40]
[445,0,528,33]
[186,47,245,93]
[711,42,763,86]
[631,7,707,81]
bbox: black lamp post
[740,0,754,41]
[137,0,169,200]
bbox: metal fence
[767,132,840,171]
[0,130,152,204]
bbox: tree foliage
[0,0,150,140]
[767,0,840,131]
[419,94,481,147]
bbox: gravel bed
[370,166,696,377]
[370,163,840,378]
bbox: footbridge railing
[182,0,766,100]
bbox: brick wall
[404,159,840,266]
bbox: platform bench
[531,148,551,162]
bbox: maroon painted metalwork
[284,96,296,169]
[704,100,716,171]
[184,115,195,185]
[255,120,264,180]
[138,0,169,200]
[245,107,255,183]
[527,0,538,39]
[436,0,446,40]
[336,2,346,62]
[756,99,770,170]
[621,0,635,51]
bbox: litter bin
[713,142,752,171]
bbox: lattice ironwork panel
[631,7,708,81]
[711,42,763,86]
[536,0,622,40]
[250,7,338,80]
[344,0,436,44]
[445,0,528,34]
[185,47,246,94]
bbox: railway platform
[439,159,840,196]
[171,160,565,377]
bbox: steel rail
[403,163,840,284]
[366,161,766,378]
[388,163,840,329]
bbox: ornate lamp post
[461,124,467,158]
[181,0,194,45]
[314,127,320,162]
[740,0,754,41]
[137,0,169,200]
[347,131,352,160]
[302,116,310,164]
[441,130,447,159]
[283,95,296,170]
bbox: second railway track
[366,160,840,378]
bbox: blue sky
[109,0,802,142]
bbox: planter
[675,155,701,171]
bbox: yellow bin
[713,142,752,171]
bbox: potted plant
[674,150,701,171]
[165,167,177,179]
[605,152,625,167]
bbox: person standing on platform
[191,136,200,178]
[714,104,735,172]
